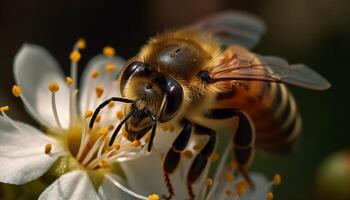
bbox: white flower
[0,40,280,200]
[120,134,281,200]
[0,41,174,200]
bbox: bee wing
[188,11,266,49]
[208,46,331,90]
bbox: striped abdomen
[218,80,302,154]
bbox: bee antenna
[89,97,134,129]
[109,107,137,146]
[146,110,157,152]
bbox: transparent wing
[188,11,266,49]
[208,47,331,90]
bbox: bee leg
[204,108,255,188]
[187,124,216,200]
[232,110,256,188]
[162,120,192,199]
[89,97,134,129]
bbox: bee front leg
[205,108,256,188]
[187,124,216,200]
[162,120,192,199]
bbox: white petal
[0,116,62,184]
[99,173,147,200]
[213,172,270,200]
[79,55,125,114]
[39,170,100,200]
[120,154,168,196]
[14,44,70,130]
[239,173,271,200]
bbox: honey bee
[89,11,330,199]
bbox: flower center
[63,120,121,170]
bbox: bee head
[119,61,184,140]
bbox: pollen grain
[44,144,52,154]
[48,82,60,93]
[103,46,115,57]
[12,85,22,97]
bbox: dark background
[0,1,349,199]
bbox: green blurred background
[0,0,349,199]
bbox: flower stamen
[273,174,281,186]
[148,194,159,200]
[48,82,63,130]
[251,174,282,200]
[205,178,214,187]
[108,101,115,108]
[0,106,9,111]
[85,111,93,118]
[267,192,274,200]
[76,38,86,50]
[66,76,73,86]
[81,136,105,165]
[116,110,124,120]
[105,174,148,200]
[103,46,115,57]
[91,69,100,79]
[12,85,22,97]
[105,64,117,73]
[70,51,81,63]
[95,86,104,98]
[183,150,193,159]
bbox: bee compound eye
[159,78,183,122]
[120,61,147,96]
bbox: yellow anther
[44,144,52,154]
[108,101,115,108]
[236,181,248,197]
[267,192,274,200]
[273,174,281,186]
[95,86,104,98]
[226,174,235,182]
[103,46,115,57]
[105,64,117,72]
[148,194,159,200]
[70,50,81,62]
[130,140,141,147]
[0,106,9,111]
[85,111,93,118]
[99,128,110,135]
[193,144,203,150]
[91,69,100,79]
[116,110,124,120]
[98,160,109,168]
[12,85,22,97]
[48,82,60,93]
[107,125,115,131]
[76,38,86,49]
[204,178,213,187]
[96,115,102,123]
[210,152,220,161]
[183,150,193,159]
[225,188,233,197]
[122,129,129,138]
[114,142,121,150]
[65,76,73,86]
